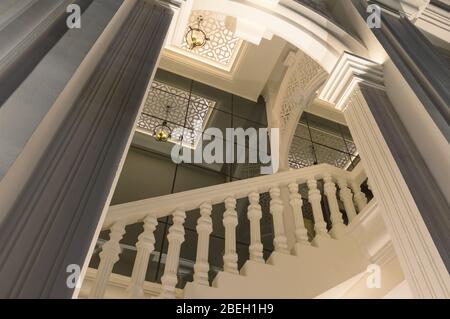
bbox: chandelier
[185,16,210,50]
[153,105,172,142]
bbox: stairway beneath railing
[79,164,378,299]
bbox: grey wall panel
[0,0,173,298]
[0,0,123,180]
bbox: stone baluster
[307,178,329,238]
[269,187,289,253]
[127,215,158,298]
[351,181,368,212]
[89,221,126,298]
[160,210,186,298]
[288,182,309,245]
[247,192,264,263]
[338,179,358,223]
[193,202,213,286]
[323,175,346,239]
[223,197,239,274]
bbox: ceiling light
[185,16,210,50]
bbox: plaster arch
[267,50,330,170]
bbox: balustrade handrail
[104,163,361,229]
[90,162,370,298]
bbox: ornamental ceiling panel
[179,10,242,69]
[137,80,215,148]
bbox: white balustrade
[351,181,368,212]
[160,210,186,298]
[127,215,158,298]
[307,178,329,238]
[323,175,346,239]
[89,221,126,298]
[288,182,309,245]
[247,192,264,263]
[338,179,358,223]
[193,202,213,286]
[85,164,374,298]
[223,197,239,274]
[269,187,289,253]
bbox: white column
[351,181,368,212]
[269,187,289,253]
[247,192,264,263]
[307,179,329,238]
[288,182,309,245]
[160,210,186,298]
[223,197,239,274]
[89,221,126,299]
[323,175,346,239]
[338,178,358,223]
[127,215,158,298]
[193,202,213,286]
[319,52,450,297]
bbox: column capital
[319,52,384,111]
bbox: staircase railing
[87,163,370,299]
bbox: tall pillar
[0,0,173,298]
[353,0,449,139]
[320,52,450,298]
[352,0,450,207]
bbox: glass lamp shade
[185,16,209,50]
[154,122,171,142]
[186,27,208,50]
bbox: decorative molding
[319,52,384,110]
[415,1,450,48]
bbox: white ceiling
[160,7,287,101]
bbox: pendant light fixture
[185,16,210,50]
[153,105,172,142]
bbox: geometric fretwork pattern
[288,137,316,169]
[181,10,242,67]
[289,124,358,170]
[309,126,350,154]
[280,52,323,131]
[137,81,215,147]
[314,144,352,169]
